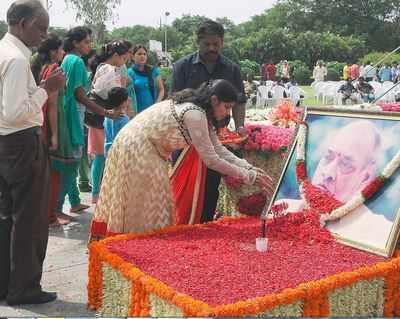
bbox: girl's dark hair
[123,40,133,50]
[107,87,129,109]
[31,33,63,84]
[82,49,97,67]
[132,44,148,55]
[172,79,238,126]
[197,19,225,40]
[82,49,98,82]
[64,26,92,53]
[96,41,129,64]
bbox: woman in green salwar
[59,26,122,216]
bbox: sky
[0,0,276,30]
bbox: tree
[48,26,68,39]
[111,25,158,45]
[216,17,236,32]
[172,15,208,38]
[64,0,121,44]
[239,59,260,79]
[239,3,290,35]
[57,0,397,68]
[280,0,400,51]
[360,52,400,66]
[249,28,296,63]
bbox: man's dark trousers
[200,168,221,223]
[0,127,50,301]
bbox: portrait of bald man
[274,118,397,251]
[0,0,64,306]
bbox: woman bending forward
[90,79,272,239]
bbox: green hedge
[240,59,260,80]
[359,52,400,66]
[160,67,173,97]
[326,61,346,81]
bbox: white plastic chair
[314,82,327,101]
[288,85,301,106]
[369,81,382,92]
[375,86,395,102]
[256,85,269,108]
[272,85,287,99]
[323,84,338,104]
[265,80,274,88]
[383,81,394,87]
[299,87,307,99]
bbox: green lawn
[300,85,322,107]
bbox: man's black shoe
[7,291,57,306]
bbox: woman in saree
[90,79,273,239]
[31,33,75,226]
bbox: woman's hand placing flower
[253,168,274,195]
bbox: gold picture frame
[264,106,400,257]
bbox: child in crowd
[104,87,130,156]
[88,41,129,204]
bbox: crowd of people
[261,59,400,87]
[0,0,273,307]
[261,59,394,105]
[338,62,400,104]
[342,62,400,83]
[27,28,165,226]
[315,60,400,104]
[261,60,291,83]
[3,0,397,309]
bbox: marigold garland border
[88,217,400,317]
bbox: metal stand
[261,219,266,238]
[372,81,400,104]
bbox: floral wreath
[295,123,400,226]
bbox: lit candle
[256,237,268,252]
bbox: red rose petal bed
[106,216,385,306]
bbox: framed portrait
[266,107,400,257]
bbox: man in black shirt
[356,76,375,103]
[170,19,247,223]
[338,78,358,105]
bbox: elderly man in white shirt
[0,0,64,306]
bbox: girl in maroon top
[31,33,72,226]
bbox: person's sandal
[70,204,90,213]
[56,211,75,223]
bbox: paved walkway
[0,193,95,317]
